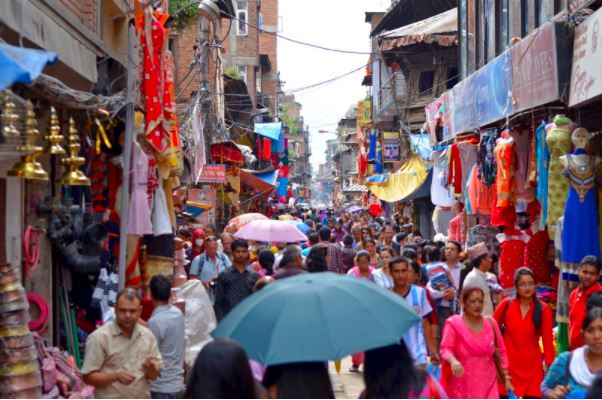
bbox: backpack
[196,253,228,277]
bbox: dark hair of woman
[363,237,376,247]
[356,250,371,263]
[258,249,275,276]
[513,267,542,332]
[461,286,485,304]
[363,341,424,399]
[306,246,328,273]
[401,248,417,260]
[379,246,394,256]
[583,307,602,332]
[185,338,256,399]
[263,362,334,399]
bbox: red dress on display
[524,228,551,284]
[498,228,529,288]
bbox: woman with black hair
[305,246,328,273]
[362,341,425,399]
[263,362,334,399]
[494,267,555,398]
[257,249,275,277]
[185,338,256,398]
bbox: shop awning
[366,155,429,202]
[343,184,368,193]
[0,43,57,90]
[254,122,283,141]
[240,169,278,197]
[379,8,458,51]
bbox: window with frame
[237,1,248,36]
[238,65,248,85]
[496,0,509,54]
[418,70,435,94]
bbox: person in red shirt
[569,255,602,350]
[494,267,555,398]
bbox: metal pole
[118,21,136,290]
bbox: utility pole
[118,21,136,290]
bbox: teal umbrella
[212,272,420,365]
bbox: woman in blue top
[542,308,602,398]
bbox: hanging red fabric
[24,225,41,276]
[262,138,271,160]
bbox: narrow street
[2,0,602,399]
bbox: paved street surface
[329,357,364,399]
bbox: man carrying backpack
[189,236,232,303]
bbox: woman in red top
[493,267,555,398]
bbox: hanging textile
[262,138,271,160]
[448,141,478,197]
[128,144,153,236]
[140,9,171,156]
[494,131,516,207]
[546,118,573,239]
[497,228,529,288]
[375,146,383,173]
[532,122,550,229]
[478,130,497,185]
[561,150,601,265]
[368,131,377,163]
[431,150,457,207]
[509,128,532,200]
[467,165,494,216]
[357,152,368,179]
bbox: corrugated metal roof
[379,8,458,50]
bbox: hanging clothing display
[128,144,153,236]
[533,122,550,229]
[140,12,171,156]
[375,146,383,173]
[524,227,551,285]
[494,132,516,207]
[497,229,529,289]
[478,130,497,185]
[467,165,495,216]
[561,151,601,264]
[448,141,478,197]
[509,128,532,199]
[491,189,517,230]
[466,223,501,257]
[357,152,368,179]
[432,206,455,236]
[545,120,572,239]
[152,182,173,236]
[448,212,466,244]
[368,131,377,163]
[431,150,457,207]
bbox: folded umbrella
[347,205,363,213]
[212,272,420,365]
[233,219,306,243]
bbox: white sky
[277,0,390,170]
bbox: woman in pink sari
[440,286,513,399]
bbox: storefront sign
[383,131,400,162]
[357,98,373,127]
[474,51,513,127]
[451,75,476,135]
[512,22,560,112]
[570,8,602,107]
[188,188,216,226]
[197,164,226,183]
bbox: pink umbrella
[233,219,307,243]
[228,213,269,229]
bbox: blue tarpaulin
[254,170,278,186]
[0,43,58,90]
[276,177,289,197]
[254,122,283,141]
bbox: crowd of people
[78,207,602,399]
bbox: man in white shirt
[390,256,438,367]
[463,242,494,316]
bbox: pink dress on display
[128,146,153,236]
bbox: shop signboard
[511,22,560,112]
[569,8,602,107]
[383,131,400,162]
[474,51,513,127]
[197,164,226,183]
[451,74,476,135]
[188,188,216,227]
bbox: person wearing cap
[463,242,495,316]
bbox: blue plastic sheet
[254,122,282,141]
[0,43,58,90]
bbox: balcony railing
[376,71,408,118]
